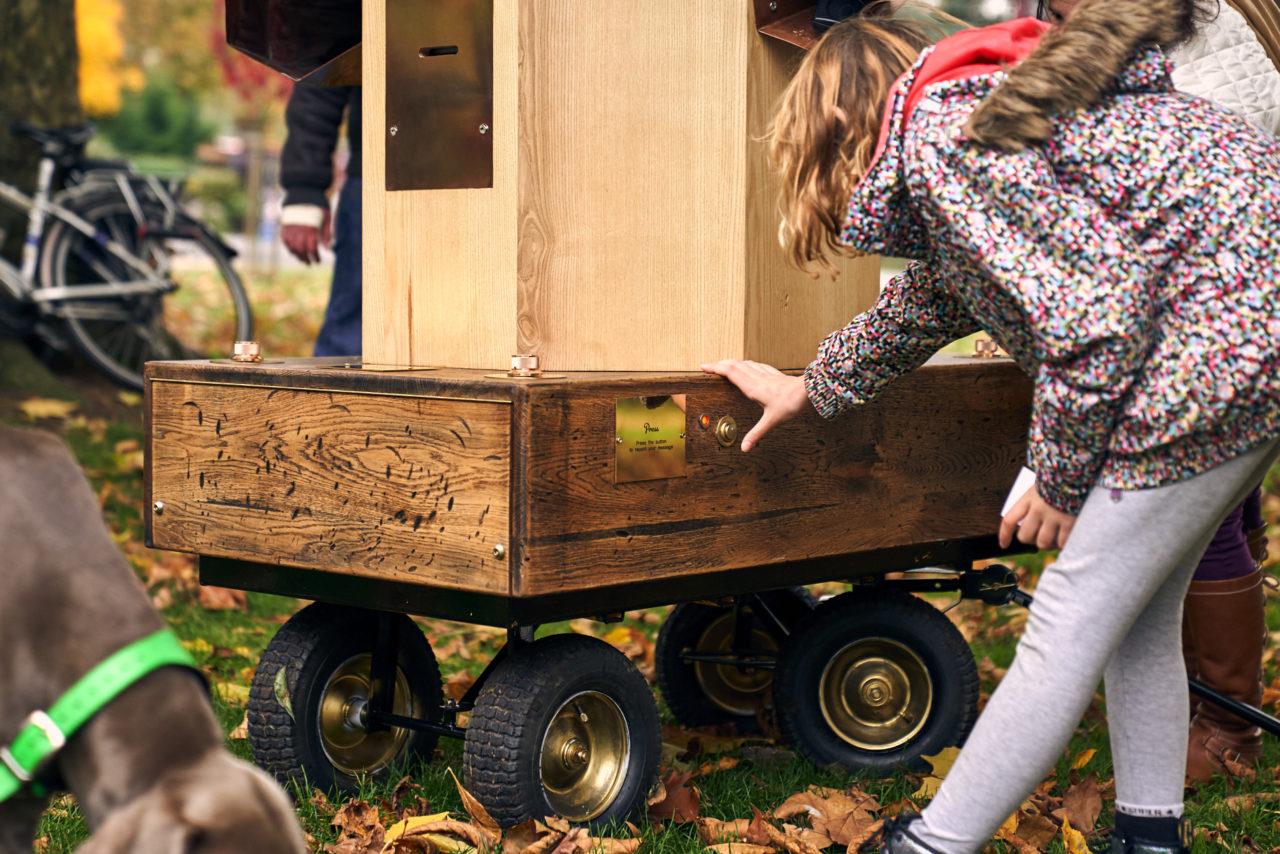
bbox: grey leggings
[912,439,1280,853]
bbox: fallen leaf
[1061,818,1090,854]
[547,827,589,854]
[328,800,386,854]
[911,747,961,800]
[647,770,700,823]
[502,820,560,854]
[444,671,477,701]
[387,819,486,853]
[1070,749,1097,770]
[762,819,824,854]
[1059,774,1102,833]
[696,818,752,845]
[380,813,453,853]
[694,756,740,778]
[229,710,248,739]
[1012,813,1059,850]
[19,397,77,420]
[448,769,502,845]
[704,845,773,854]
[198,584,247,610]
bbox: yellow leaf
[912,776,942,800]
[1061,818,1090,854]
[602,626,633,645]
[182,637,213,658]
[380,813,452,853]
[911,747,961,800]
[1070,749,1097,770]
[995,813,1018,839]
[19,398,78,420]
[921,747,961,778]
[117,391,142,407]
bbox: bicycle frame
[0,176,175,309]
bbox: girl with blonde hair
[704,0,1280,850]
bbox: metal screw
[616,436,623,444]
[389,125,399,136]
[153,501,164,515]
[493,544,506,560]
[769,1,778,9]
[479,123,490,135]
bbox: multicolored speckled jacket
[802,22,1280,514]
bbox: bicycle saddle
[10,122,96,151]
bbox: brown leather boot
[1182,566,1267,784]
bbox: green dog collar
[0,629,197,802]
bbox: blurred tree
[118,0,222,98]
[98,74,216,157]
[77,0,144,116]
[0,0,82,265]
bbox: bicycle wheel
[36,188,252,390]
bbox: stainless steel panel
[385,0,494,190]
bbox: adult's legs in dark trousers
[314,176,363,358]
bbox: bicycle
[0,122,252,390]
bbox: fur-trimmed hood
[966,0,1189,149]
[839,14,1179,257]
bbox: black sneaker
[1096,818,1192,854]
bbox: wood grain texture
[145,357,1031,604]
[363,0,880,372]
[743,34,880,366]
[149,381,512,594]
[363,0,520,370]
[515,1,747,369]
[515,357,1032,595]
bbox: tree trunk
[0,0,82,266]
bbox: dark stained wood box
[144,354,1032,625]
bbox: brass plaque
[615,395,687,484]
[385,0,494,190]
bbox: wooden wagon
[145,0,1033,826]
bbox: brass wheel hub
[318,653,416,775]
[540,691,630,821]
[692,614,778,716]
[819,638,932,751]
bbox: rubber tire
[246,603,442,794]
[463,634,661,828]
[774,589,979,773]
[37,187,251,390]
[655,587,816,733]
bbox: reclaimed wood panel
[515,357,1032,596]
[148,381,512,594]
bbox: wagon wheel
[247,602,442,793]
[655,587,816,733]
[774,589,978,773]
[463,634,661,827]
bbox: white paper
[1001,466,1038,517]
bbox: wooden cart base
[144,353,1034,824]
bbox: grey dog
[0,426,307,854]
